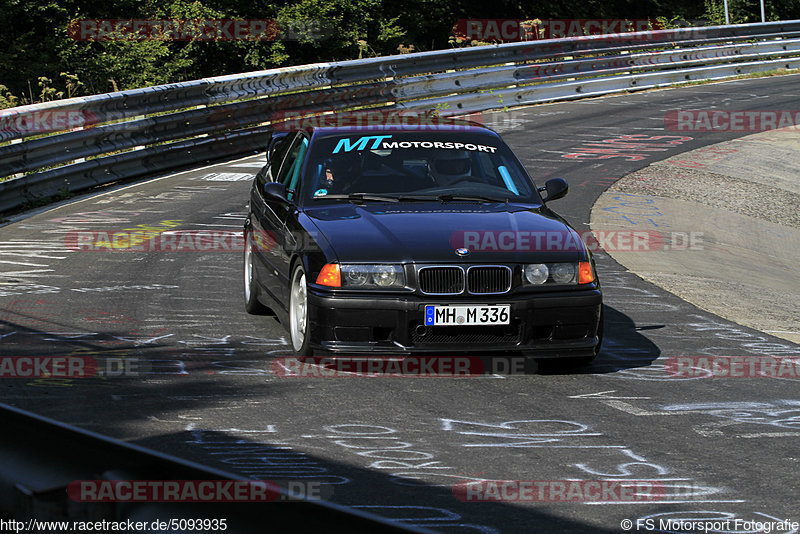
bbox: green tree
[0,0,798,108]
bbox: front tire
[289,264,312,356]
[244,230,272,315]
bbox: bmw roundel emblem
[455,248,470,257]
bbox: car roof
[273,119,500,138]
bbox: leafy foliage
[0,0,797,108]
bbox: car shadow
[531,303,661,376]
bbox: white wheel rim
[244,234,253,302]
[290,270,307,350]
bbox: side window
[257,134,292,191]
[267,134,291,168]
[266,136,293,183]
[275,136,303,186]
[276,136,309,200]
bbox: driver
[318,155,359,194]
[320,165,337,191]
[430,151,472,187]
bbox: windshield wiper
[314,193,508,203]
[314,193,400,203]
[367,194,508,203]
[435,194,508,203]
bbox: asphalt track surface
[1,75,799,533]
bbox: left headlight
[319,264,405,288]
[523,261,594,285]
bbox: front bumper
[306,287,602,358]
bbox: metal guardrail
[0,403,430,532]
[2,20,800,213]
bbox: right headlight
[550,262,576,284]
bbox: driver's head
[431,151,471,185]
[322,154,359,189]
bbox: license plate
[424,305,510,326]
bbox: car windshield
[301,132,540,203]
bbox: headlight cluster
[343,264,404,288]
[317,263,405,288]
[524,261,594,285]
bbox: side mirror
[264,182,289,202]
[539,178,568,202]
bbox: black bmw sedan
[244,122,602,365]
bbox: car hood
[305,202,585,263]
